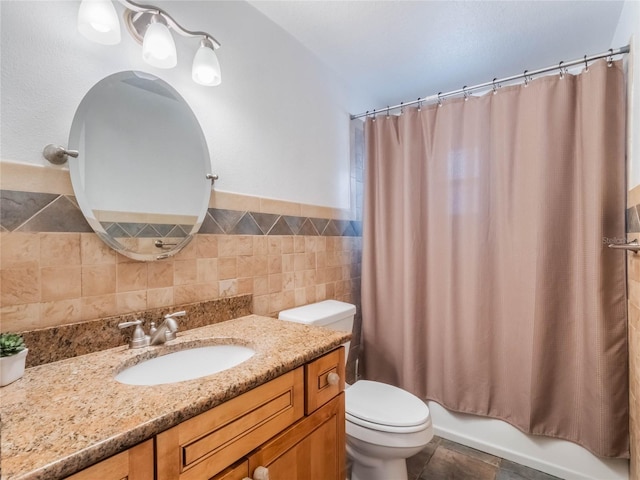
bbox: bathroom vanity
[0,315,349,480]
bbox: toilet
[278,300,433,480]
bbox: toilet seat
[346,380,431,433]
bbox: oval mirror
[68,71,212,261]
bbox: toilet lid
[346,380,430,429]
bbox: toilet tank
[278,300,356,331]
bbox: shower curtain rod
[350,44,630,120]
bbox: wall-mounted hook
[42,144,79,165]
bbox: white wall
[0,1,374,209]
[610,0,639,188]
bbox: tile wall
[627,185,640,480]
[0,163,362,359]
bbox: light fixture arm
[117,0,221,48]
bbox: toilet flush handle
[327,372,340,386]
[253,466,270,480]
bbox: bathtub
[427,402,630,480]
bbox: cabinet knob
[327,372,340,386]
[253,466,270,480]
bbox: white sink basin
[115,345,255,386]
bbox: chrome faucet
[118,311,186,348]
[149,310,185,345]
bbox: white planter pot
[0,348,28,387]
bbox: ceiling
[248,1,626,112]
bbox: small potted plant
[0,333,28,386]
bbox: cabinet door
[65,439,154,480]
[247,393,345,480]
[210,459,249,480]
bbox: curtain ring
[584,55,589,72]
[386,106,390,118]
[492,78,500,95]
[463,86,469,102]
[437,92,443,107]
[523,70,531,87]
[559,61,566,79]
[400,102,404,115]
[417,97,422,111]
[607,48,614,67]
[372,109,377,122]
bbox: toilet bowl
[278,300,433,480]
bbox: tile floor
[405,437,561,480]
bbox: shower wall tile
[628,183,640,479]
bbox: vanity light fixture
[77,0,222,84]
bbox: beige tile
[116,290,147,314]
[316,268,327,284]
[630,303,640,331]
[316,251,327,269]
[196,235,218,258]
[281,236,294,254]
[80,234,116,264]
[303,270,316,287]
[1,263,41,306]
[269,274,282,293]
[294,254,307,272]
[210,190,261,211]
[304,237,318,253]
[304,252,316,270]
[282,290,295,310]
[305,286,317,303]
[268,255,282,274]
[218,236,238,257]
[117,262,148,292]
[237,236,253,256]
[174,284,217,304]
[631,279,640,310]
[237,277,253,295]
[0,161,73,194]
[260,198,301,216]
[294,237,305,253]
[269,292,284,313]
[282,272,295,291]
[0,303,41,332]
[299,203,337,220]
[41,266,81,302]
[219,279,238,297]
[40,233,81,266]
[82,264,116,297]
[629,184,640,208]
[253,236,268,255]
[254,256,268,276]
[147,288,174,309]
[174,259,197,285]
[148,261,174,289]
[316,284,327,301]
[218,257,237,280]
[1,233,40,268]
[254,276,269,296]
[253,295,270,315]
[81,294,117,321]
[316,237,327,252]
[295,288,307,306]
[40,298,82,327]
[237,256,254,278]
[173,237,197,260]
[197,258,218,284]
[268,237,282,255]
[282,254,294,273]
[325,282,335,298]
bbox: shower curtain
[361,60,628,458]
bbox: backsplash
[22,295,252,367]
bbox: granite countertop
[0,315,350,480]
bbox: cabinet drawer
[305,347,344,414]
[66,439,154,480]
[157,367,304,480]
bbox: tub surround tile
[19,295,252,367]
[1,315,350,480]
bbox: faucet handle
[162,311,184,342]
[118,320,149,349]
[164,310,186,319]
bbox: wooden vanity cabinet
[158,347,345,480]
[65,439,154,480]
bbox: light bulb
[192,39,221,86]
[77,0,121,45]
[142,16,177,69]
